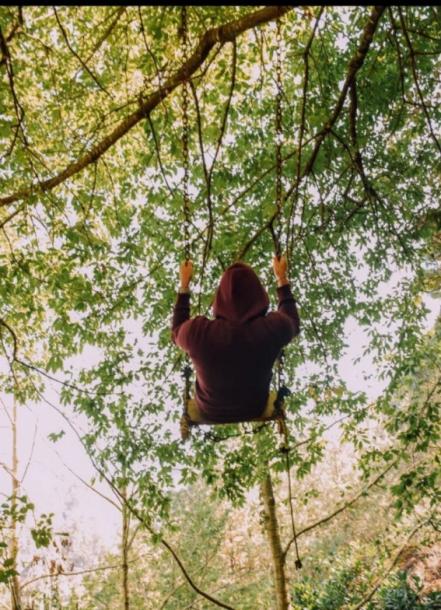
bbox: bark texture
[260,471,289,610]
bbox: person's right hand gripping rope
[273,254,289,287]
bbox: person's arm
[171,260,193,347]
[272,255,300,340]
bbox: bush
[291,569,441,610]
[369,572,441,610]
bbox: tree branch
[83,6,126,65]
[0,317,18,362]
[33,380,238,610]
[396,7,441,153]
[0,7,23,67]
[238,6,386,260]
[283,458,398,559]
[53,7,112,98]
[289,5,386,192]
[0,5,294,208]
[287,6,324,257]
[349,517,431,610]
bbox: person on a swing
[172,255,300,424]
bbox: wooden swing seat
[180,389,287,440]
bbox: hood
[213,262,269,323]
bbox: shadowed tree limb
[0,7,23,67]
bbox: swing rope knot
[279,385,291,399]
[182,364,192,380]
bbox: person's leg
[187,391,278,424]
[187,398,206,423]
[258,390,278,419]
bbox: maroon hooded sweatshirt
[172,262,300,423]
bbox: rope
[271,20,302,567]
[180,363,192,441]
[277,349,302,570]
[179,7,193,440]
[180,6,191,262]
[270,17,284,258]
[280,422,302,570]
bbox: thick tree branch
[0,5,294,208]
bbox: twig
[53,7,112,98]
[283,458,398,559]
[0,317,18,361]
[32,379,237,609]
[83,6,126,65]
[287,6,324,258]
[349,517,430,610]
[396,7,441,153]
[14,357,124,399]
[20,420,38,484]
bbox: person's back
[172,257,300,423]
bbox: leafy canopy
[0,6,440,526]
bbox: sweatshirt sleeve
[267,283,300,346]
[171,292,191,349]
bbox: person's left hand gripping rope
[179,260,193,294]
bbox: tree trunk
[121,486,130,610]
[10,396,22,610]
[260,470,289,610]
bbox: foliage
[77,483,268,610]
[291,569,441,610]
[368,572,441,610]
[0,495,53,584]
[0,4,440,606]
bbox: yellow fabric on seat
[186,390,279,425]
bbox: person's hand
[179,260,193,293]
[273,254,289,287]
